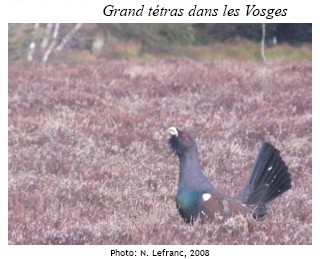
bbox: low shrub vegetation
[8,58,311,244]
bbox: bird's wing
[198,192,251,220]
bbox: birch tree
[261,23,266,62]
[27,23,39,62]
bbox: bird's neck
[179,149,202,177]
[178,148,214,191]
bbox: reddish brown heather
[8,59,311,244]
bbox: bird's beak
[167,127,178,137]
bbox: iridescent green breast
[176,189,203,223]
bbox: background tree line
[8,23,311,63]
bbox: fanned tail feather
[237,142,292,220]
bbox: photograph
[8,23,311,245]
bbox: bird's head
[167,127,197,155]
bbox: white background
[2,0,318,258]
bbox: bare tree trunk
[27,23,39,62]
[56,23,82,51]
[92,31,105,54]
[42,23,60,64]
[261,23,266,62]
[41,23,53,50]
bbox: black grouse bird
[167,127,292,224]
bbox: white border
[3,0,318,258]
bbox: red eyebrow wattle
[182,133,190,141]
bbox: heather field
[8,58,311,245]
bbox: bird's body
[167,127,292,224]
